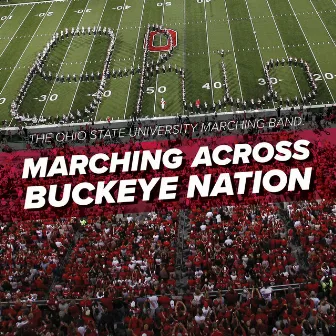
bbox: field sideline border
[0,0,66,7]
[1,103,333,135]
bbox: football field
[0,0,335,125]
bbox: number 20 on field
[257,73,335,85]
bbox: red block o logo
[147,28,177,52]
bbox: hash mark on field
[244,0,275,108]
[0,7,333,40]
[308,0,336,47]
[287,0,335,101]
[36,0,84,123]
[0,5,34,60]
[1,1,55,110]
[265,0,302,99]
[69,0,108,119]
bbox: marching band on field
[9,18,319,125]
[185,56,318,114]
[11,26,115,124]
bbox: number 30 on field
[258,78,278,85]
[258,73,334,85]
[38,94,58,102]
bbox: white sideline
[0,0,66,8]
[264,0,302,99]
[68,0,109,117]
[0,5,34,59]
[93,0,128,121]
[0,2,54,98]
[308,0,335,47]
[244,0,274,108]
[153,0,166,116]
[123,0,146,119]
[286,0,335,103]
[203,0,214,104]
[2,103,333,133]
[223,0,243,101]
[38,0,91,120]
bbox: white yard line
[330,0,336,9]
[93,0,127,121]
[244,0,274,107]
[38,0,91,120]
[7,0,72,126]
[287,0,335,102]
[0,5,34,59]
[0,6,16,31]
[182,0,186,113]
[0,2,54,97]
[0,0,66,8]
[203,0,214,104]
[123,0,146,119]
[309,0,335,46]
[265,0,302,99]
[243,0,265,70]
[183,0,186,67]
[68,0,109,117]
[223,0,243,101]
[153,0,166,116]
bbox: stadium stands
[0,200,335,335]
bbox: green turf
[0,0,334,125]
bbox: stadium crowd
[0,199,335,335]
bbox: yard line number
[202,73,334,90]
[202,82,222,89]
[74,9,92,14]
[113,5,131,10]
[314,73,334,81]
[258,78,279,86]
[37,94,58,102]
[92,90,111,98]
[38,12,53,17]
[147,86,166,94]
[1,16,12,21]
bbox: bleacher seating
[0,201,335,335]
